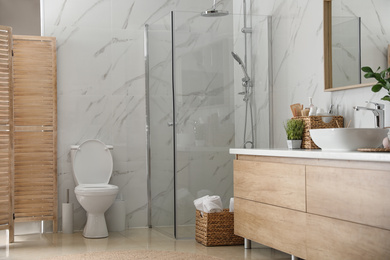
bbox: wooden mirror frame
[323,0,377,92]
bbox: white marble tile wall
[252,0,330,148]
[42,0,235,231]
[42,0,388,231]
[252,0,389,148]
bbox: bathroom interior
[0,0,389,259]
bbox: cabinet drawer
[235,198,307,259]
[307,166,390,230]
[234,160,306,211]
[307,214,390,259]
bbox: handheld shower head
[231,51,244,65]
[231,52,250,81]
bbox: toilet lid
[73,140,113,184]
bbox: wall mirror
[324,0,390,91]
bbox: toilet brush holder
[62,203,73,233]
[62,189,73,234]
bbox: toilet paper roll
[62,203,73,234]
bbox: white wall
[42,0,234,230]
[252,0,390,148]
[42,0,389,231]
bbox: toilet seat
[73,139,113,185]
[75,184,118,196]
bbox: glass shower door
[172,11,238,238]
[147,13,175,238]
[147,10,271,239]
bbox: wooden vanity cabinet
[233,155,390,259]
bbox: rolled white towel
[203,195,223,213]
[229,197,234,212]
[194,195,209,212]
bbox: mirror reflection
[324,0,390,91]
[332,16,361,88]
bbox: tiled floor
[0,228,291,260]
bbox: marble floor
[0,228,291,260]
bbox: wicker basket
[294,116,344,149]
[195,209,244,246]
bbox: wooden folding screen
[12,35,57,232]
[0,26,14,242]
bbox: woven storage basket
[294,116,344,149]
[195,209,244,246]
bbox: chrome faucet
[353,101,385,128]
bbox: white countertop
[229,148,390,163]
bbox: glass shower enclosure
[145,11,271,239]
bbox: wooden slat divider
[0,25,14,242]
[12,35,57,233]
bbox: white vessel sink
[309,128,389,152]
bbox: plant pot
[287,139,302,149]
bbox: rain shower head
[201,0,229,17]
[201,9,229,17]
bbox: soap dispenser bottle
[308,97,317,116]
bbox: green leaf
[364,72,375,78]
[371,84,383,92]
[361,66,373,73]
[381,96,390,102]
[374,74,386,85]
[364,66,390,102]
[380,70,387,79]
[385,81,390,91]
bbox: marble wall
[252,0,390,148]
[42,0,389,231]
[42,0,234,230]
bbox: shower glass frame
[145,10,271,239]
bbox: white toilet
[71,139,119,238]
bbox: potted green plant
[361,66,390,101]
[284,119,305,149]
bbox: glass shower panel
[245,15,272,149]
[172,11,238,238]
[147,13,175,238]
[147,10,271,239]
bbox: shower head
[201,9,229,17]
[231,51,244,65]
[201,0,229,17]
[231,51,250,81]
